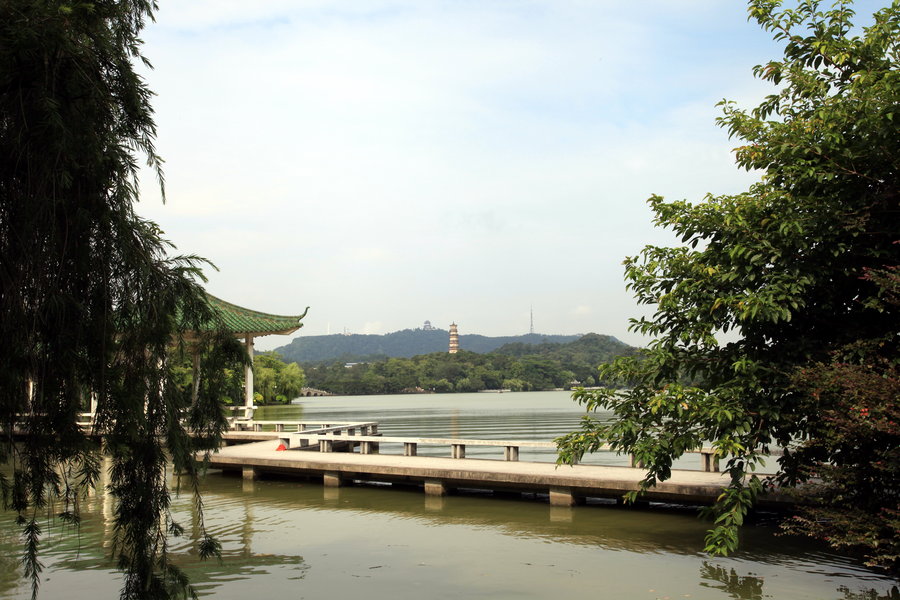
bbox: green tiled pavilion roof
[205,294,308,337]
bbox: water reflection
[1,392,897,599]
[837,586,900,600]
[0,470,308,599]
[700,563,765,600]
[1,469,897,600]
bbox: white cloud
[132,1,787,351]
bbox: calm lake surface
[1,391,897,600]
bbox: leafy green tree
[360,370,389,394]
[432,378,454,393]
[253,352,305,404]
[513,357,565,390]
[502,378,530,392]
[276,362,306,401]
[255,364,278,403]
[381,357,417,391]
[0,2,247,598]
[453,376,481,392]
[558,0,899,561]
[780,266,899,573]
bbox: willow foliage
[0,2,246,598]
[557,0,900,562]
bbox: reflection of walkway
[207,439,790,506]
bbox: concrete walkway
[203,440,789,506]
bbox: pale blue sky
[135,1,884,350]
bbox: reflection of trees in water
[836,585,900,600]
[0,525,24,598]
[0,473,308,597]
[699,562,765,600]
[3,465,897,599]
[699,562,900,600]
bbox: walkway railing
[278,431,735,472]
[228,420,378,436]
[73,413,777,474]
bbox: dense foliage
[493,333,639,384]
[780,266,899,572]
[253,352,305,404]
[557,0,900,568]
[300,334,636,394]
[0,2,245,598]
[274,328,581,363]
[171,352,305,406]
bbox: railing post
[504,446,519,461]
[701,451,720,472]
[452,444,466,459]
[404,442,418,457]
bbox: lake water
[1,391,897,600]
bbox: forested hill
[299,333,641,395]
[272,329,583,363]
[493,333,637,364]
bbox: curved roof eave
[204,294,309,337]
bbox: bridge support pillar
[242,466,257,481]
[323,471,343,487]
[424,479,447,496]
[549,486,581,507]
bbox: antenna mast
[530,306,534,334]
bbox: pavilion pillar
[244,334,255,419]
[191,350,201,404]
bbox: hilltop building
[448,322,459,354]
[423,320,435,331]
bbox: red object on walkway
[276,443,287,451]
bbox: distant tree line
[274,328,583,363]
[298,334,638,395]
